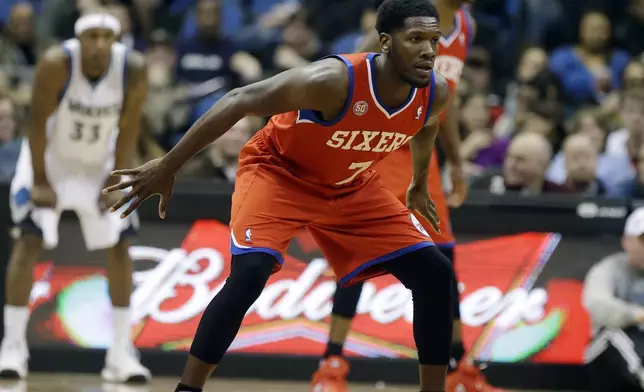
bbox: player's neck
[373,54,414,108]
[81,57,110,81]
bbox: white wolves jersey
[48,38,128,168]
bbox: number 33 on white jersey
[48,38,127,166]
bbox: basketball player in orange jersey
[312,1,506,391]
[103,0,457,390]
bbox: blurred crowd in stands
[0,0,643,198]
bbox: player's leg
[0,226,43,379]
[436,245,466,372]
[77,207,151,383]
[174,163,311,392]
[311,176,455,391]
[325,282,364,358]
[381,246,455,391]
[311,282,363,391]
[0,149,58,379]
[176,252,278,391]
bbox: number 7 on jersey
[335,161,374,185]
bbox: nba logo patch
[415,105,423,120]
[410,213,429,237]
[353,101,368,116]
[245,228,252,243]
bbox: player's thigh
[231,164,316,267]
[10,154,61,246]
[310,177,434,286]
[77,210,137,251]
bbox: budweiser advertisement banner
[26,219,620,364]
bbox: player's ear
[379,33,392,53]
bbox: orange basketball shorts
[374,147,455,246]
[230,160,435,287]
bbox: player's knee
[227,252,276,301]
[405,247,454,296]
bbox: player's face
[387,16,441,88]
[79,28,117,76]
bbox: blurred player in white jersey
[0,10,150,383]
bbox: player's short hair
[375,0,439,34]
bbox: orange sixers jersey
[434,6,474,95]
[255,53,436,187]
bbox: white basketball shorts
[10,139,138,250]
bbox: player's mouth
[415,62,434,76]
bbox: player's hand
[101,158,175,219]
[31,183,57,208]
[447,164,468,208]
[406,183,440,233]
[98,189,123,214]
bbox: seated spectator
[106,1,141,51]
[494,69,562,138]
[547,107,634,197]
[0,2,36,79]
[502,46,549,122]
[272,12,329,72]
[523,99,567,152]
[36,0,96,53]
[471,131,569,196]
[459,93,508,177]
[462,46,491,93]
[175,0,262,88]
[626,142,644,198]
[561,133,607,196]
[179,117,254,182]
[584,207,644,392]
[550,10,630,107]
[606,87,644,161]
[0,94,21,181]
[603,60,644,118]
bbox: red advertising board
[27,219,606,364]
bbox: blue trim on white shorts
[338,241,435,286]
[230,238,285,264]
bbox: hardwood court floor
[0,374,417,392]
[0,374,561,392]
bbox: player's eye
[431,37,440,45]
[410,36,422,43]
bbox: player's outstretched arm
[159,58,350,174]
[111,51,148,187]
[28,47,69,186]
[409,71,450,190]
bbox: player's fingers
[102,179,138,194]
[120,195,145,219]
[110,168,140,177]
[108,192,136,213]
[158,193,170,219]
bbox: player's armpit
[113,51,148,180]
[29,47,69,185]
